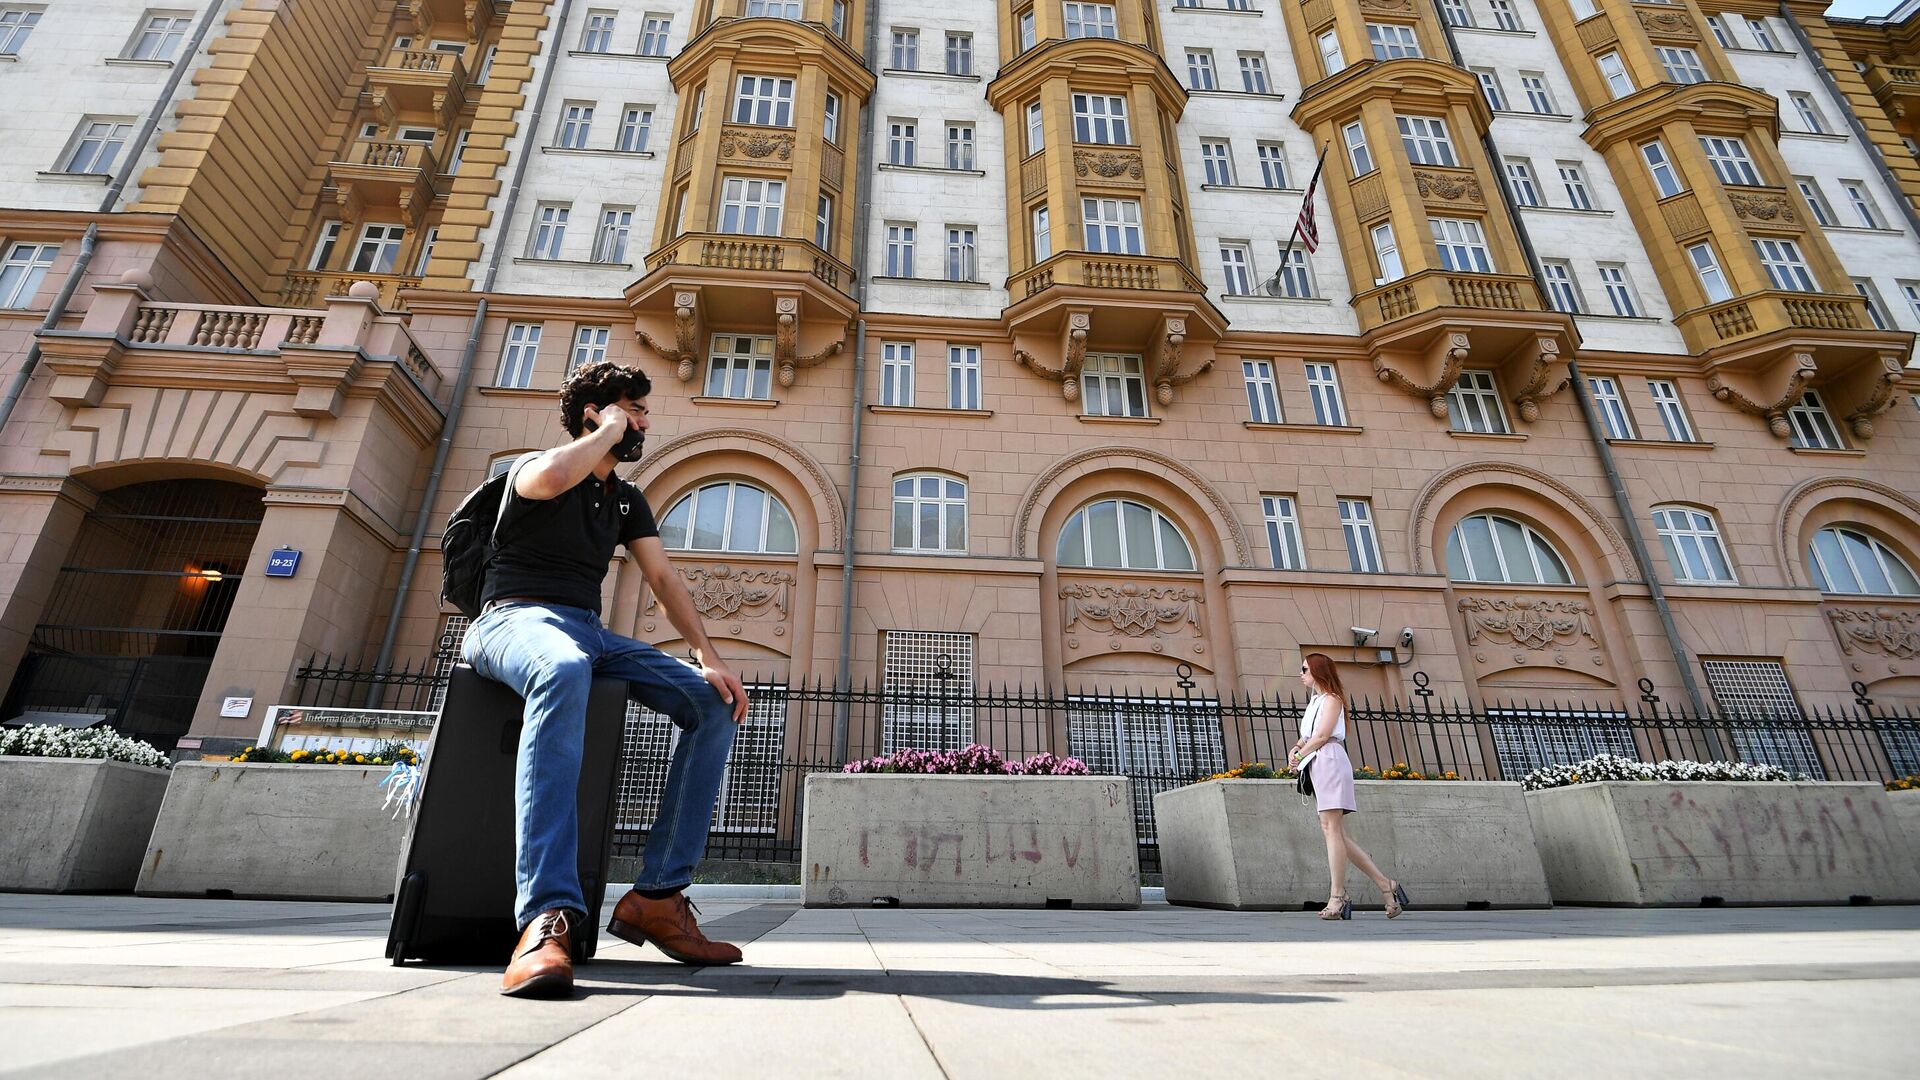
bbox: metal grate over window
[1067,697,1225,843]
[614,686,787,835]
[1702,660,1824,777]
[882,631,975,751]
[430,615,470,711]
[1487,709,1636,776]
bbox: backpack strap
[493,451,545,549]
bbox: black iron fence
[292,656,1920,873]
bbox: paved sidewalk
[1,894,1916,1079]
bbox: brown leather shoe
[501,909,575,998]
[607,890,743,966]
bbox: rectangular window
[1256,142,1288,189]
[1239,53,1270,95]
[1449,370,1508,434]
[1242,360,1280,423]
[1488,0,1523,31]
[1475,69,1508,112]
[948,345,982,410]
[733,75,794,126]
[1571,0,1598,16]
[1688,242,1732,303]
[1558,163,1594,210]
[1641,141,1683,198]
[886,223,915,276]
[1072,94,1130,144]
[880,341,913,407]
[1598,52,1634,98]
[1081,353,1148,417]
[1186,50,1216,90]
[1700,136,1761,186]
[833,0,847,34]
[1339,498,1384,573]
[581,10,615,52]
[1795,178,1835,227]
[1656,46,1708,85]
[814,193,832,249]
[1026,101,1045,153]
[617,106,652,152]
[1520,73,1555,114]
[1706,14,1732,48]
[718,177,784,236]
[594,207,632,263]
[888,120,916,165]
[1064,3,1118,39]
[945,226,977,281]
[0,7,41,56]
[1543,260,1583,314]
[1366,22,1421,61]
[0,242,56,309]
[1082,197,1143,254]
[946,32,972,75]
[747,1,802,17]
[1841,182,1884,229]
[1745,17,1778,51]
[889,27,918,69]
[1853,279,1891,331]
[1787,388,1841,449]
[1276,247,1315,298]
[813,95,836,146]
[475,44,496,83]
[496,322,541,388]
[1753,237,1816,292]
[1789,92,1827,134]
[1019,10,1036,52]
[1031,206,1051,262]
[882,632,976,752]
[1371,222,1402,281]
[1220,243,1255,296]
[62,118,135,174]
[1201,139,1234,185]
[308,222,341,272]
[707,334,776,400]
[1505,159,1540,206]
[1396,115,1457,167]
[572,325,610,368]
[1263,495,1305,571]
[689,87,704,132]
[1588,376,1636,439]
[528,204,569,259]
[557,102,593,149]
[1440,0,1473,28]
[351,223,406,273]
[1430,217,1493,273]
[1599,264,1640,317]
[1318,30,1344,77]
[1647,380,1696,442]
[1343,122,1373,176]
[130,12,193,61]
[1306,361,1346,425]
[946,123,974,170]
[639,13,671,56]
[1904,281,1920,323]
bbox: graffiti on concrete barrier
[854,822,1102,876]
[1649,789,1895,879]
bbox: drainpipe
[0,0,223,436]
[1781,3,1920,239]
[1429,5,1715,724]
[371,0,576,688]
[832,3,884,762]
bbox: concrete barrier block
[137,762,407,901]
[0,758,170,892]
[1526,781,1920,906]
[1157,779,1551,910]
[1889,790,1920,860]
[802,774,1140,908]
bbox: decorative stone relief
[1072,149,1145,183]
[1636,9,1697,37]
[1707,352,1817,439]
[1728,191,1798,226]
[1152,317,1212,406]
[647,564,794,624]
[1375,332,1471,418]
[1841,354,1906,440]
[1509,337,1570,423]
[772,296,846,387]
[1357,0,1416,11]
[1827,607,1920,660]
[1458,596,1601,668]
[1414,170,1484,205]
[718,127,794,162]
[1014,312,1090,401]
[1062,582,1206,657]
[638,291,701,381]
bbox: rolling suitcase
[386,663,628,965]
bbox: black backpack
[441,454,536,618]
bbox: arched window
[892,473,967,553]
[1057,499,1196,571]
[1652,505,1735,584]
[659,482,798,554]
[1445,514,1573,584]
[1808,526,1920,596]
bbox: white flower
[1522,752,1797,790]
[0,725,170,769]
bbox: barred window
[882,631,974,751]
[1068,696,1224,842]
[1701,660,1823,777]
[1489,709,1636,777]
[616,687,788,835]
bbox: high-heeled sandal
[1318,894,1352,921]
[1382,881,1409,919]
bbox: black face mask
[586,415,646,462]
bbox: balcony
[1352,270,1573,423]
[1863,62,1920,119]
[325,140,444,223]
[1008,252,1207,303]
[279,271,424,311]
[1353,269,1545,335]
[365,49,468,128]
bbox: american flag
[1294,147,1329,254]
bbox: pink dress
[1300,695,1358,814]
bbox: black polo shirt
[483,455,659,616]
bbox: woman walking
[1288,653,1409,921]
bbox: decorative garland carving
[1061,582,1202,638]
[718,127,794,162]
[1408,461,1629,575]
[1414,170,1484,205]
[648,564,795,623]
[1374,332,1470,418]
[1151,317,1212,406]
[1509,337,1569,423]
[1014,445,1253,564]
[1728,191,1797,226]
[1636,10,1697,37]
[1357,0,1416,11]
[631,427,844,549]
[1072,148,1145,182]
[1707,351,1816,438]
[1842,354,1906,440]
[637,291,700,381]
[1458,596,1598,652]
[769,296,846,387]
[1827,607,1920,660]
[1014,312,1089,401]
[1774,477,1920,589]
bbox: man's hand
[582,401,634,440]
[702,660,750,724]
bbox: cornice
[986,36,1189,115]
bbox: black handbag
[1296,756,1316,797]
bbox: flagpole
[1268,143,1329,294]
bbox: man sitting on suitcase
[469,359,750,997]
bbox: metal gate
[1,479,264,749]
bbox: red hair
[1302,652,1346,702]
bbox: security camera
[1351,627,1378,639]
[1400,628,1415,648]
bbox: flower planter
[801,773,1140,908]
[136,762,409,901]
[0,757,170,892]
[1890,790,1920,854]
[1525,781,1920,906]
[1155,779,1551,910]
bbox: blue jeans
[463,601,737,929]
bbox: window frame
[1081,197,1144,255]
[1699,136,1762,187]
[617,106,653,152]
[61,117,136,175]
[1242,358,1280,423]
[880,341,914,407]
[705,334,776,401]
[1598,263,1640,317]
[885,222,916,277]
[1339,498,1384,574]
[1305,361,1345,425]
[1587,375,1637,440]
[1448,369,1509,434]
[495,321,542,388]
[1446,514,1575,585]
[1646,379,1697,442]
[1366,21,1421,61]
[1080,352,1149,418]
[892,473,969,554]
[128,11,194,62]
[571,324,610,368]
[1808,526,1920,596]
[1786,388,1843,450]
[732,74,795,127]
[947,344,982,411]
[1057,498,1197,572]
[945,225,978,282]
[1652,505,1738,585]
[661,480,799,555]
[718,176,785,236]
[1262,495,1305,571]
[0,241,57,309]
[1687,242,1732,303]
[1071,93,1131,145]
[1396,115,1457,167]
[1430,216,1493,273]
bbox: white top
[1296,693,1345,771]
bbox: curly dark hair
[559,361,653,437]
